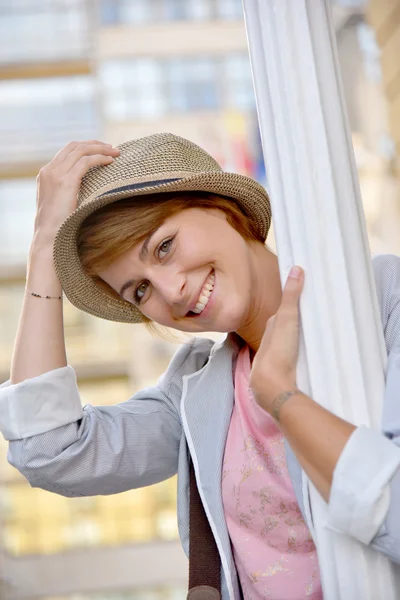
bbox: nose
[154,269,187,310]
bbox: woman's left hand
[250,266,305,414]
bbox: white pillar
[242,1,396,598]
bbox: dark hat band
[99,177,183,198]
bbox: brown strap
[188,459,221,599]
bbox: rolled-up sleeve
[0,343,193,497]
[326,255,400,563]
[326,423,400,546]
[6,390,182,497]
[0,366,83,440]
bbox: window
[162,0,213,21]
[216,0,243,19]
[117,0,156,24]
[167,58,219,112]
[0,284,25,378]
[0,0,90,63]
[100,0,164,24]
[100,60,166,120]
[101,54,255,120]
[1,475,179,555]
[162,0,187,20]
[0,76,98,164]
[223,54,255,110]
[185,0,214,20]
[100,0,242,24]
[0,179,36,266]
[102,56,221,119]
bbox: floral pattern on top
[222,345,323,600]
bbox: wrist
[271,389,303,422]
[253,376,296,405]
[27,237,62,294]
[252,378,299,416]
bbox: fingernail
[289,266,302,279]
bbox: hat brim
[53,170,271,323]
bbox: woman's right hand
[33,140,120,246]
[12,142,120,384]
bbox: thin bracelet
[25,288,63,300]
[272,389,302,422]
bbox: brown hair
[77,191,263,323]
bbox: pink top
[222,345,322,599]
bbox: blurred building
[332,0,400,254]
[367,0,400,166]
[0,1,399,599]
[0,1,259,599]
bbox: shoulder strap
[188,459,221,600]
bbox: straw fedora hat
[54,132,271,323]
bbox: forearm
[271,391,356,502]
[11,233,67,384]
[9,141,120,385]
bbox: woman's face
[99,207,260,334]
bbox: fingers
[279,266,304,309]
[62,143,120,174]
[34,141,121,241]
[38,142,120,197]
[51,140,115,168]
[69,153,118,180]
[273,266,304,324]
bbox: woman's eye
[134,281,148,304]
[157,238,173,259]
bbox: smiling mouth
[186,270,215,318]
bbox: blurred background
[1,0,400,598]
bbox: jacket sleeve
[325,254,400,564]
[0,342,202,498]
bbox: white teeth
[190,271,215,316]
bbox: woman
[1,133,400,600]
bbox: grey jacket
[1,253,400,600]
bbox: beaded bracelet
[26,288,63,300]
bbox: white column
[242,1,396,598]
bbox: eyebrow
[118,228,160,298]
[139,230,156,261]
[119,278,135,299]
